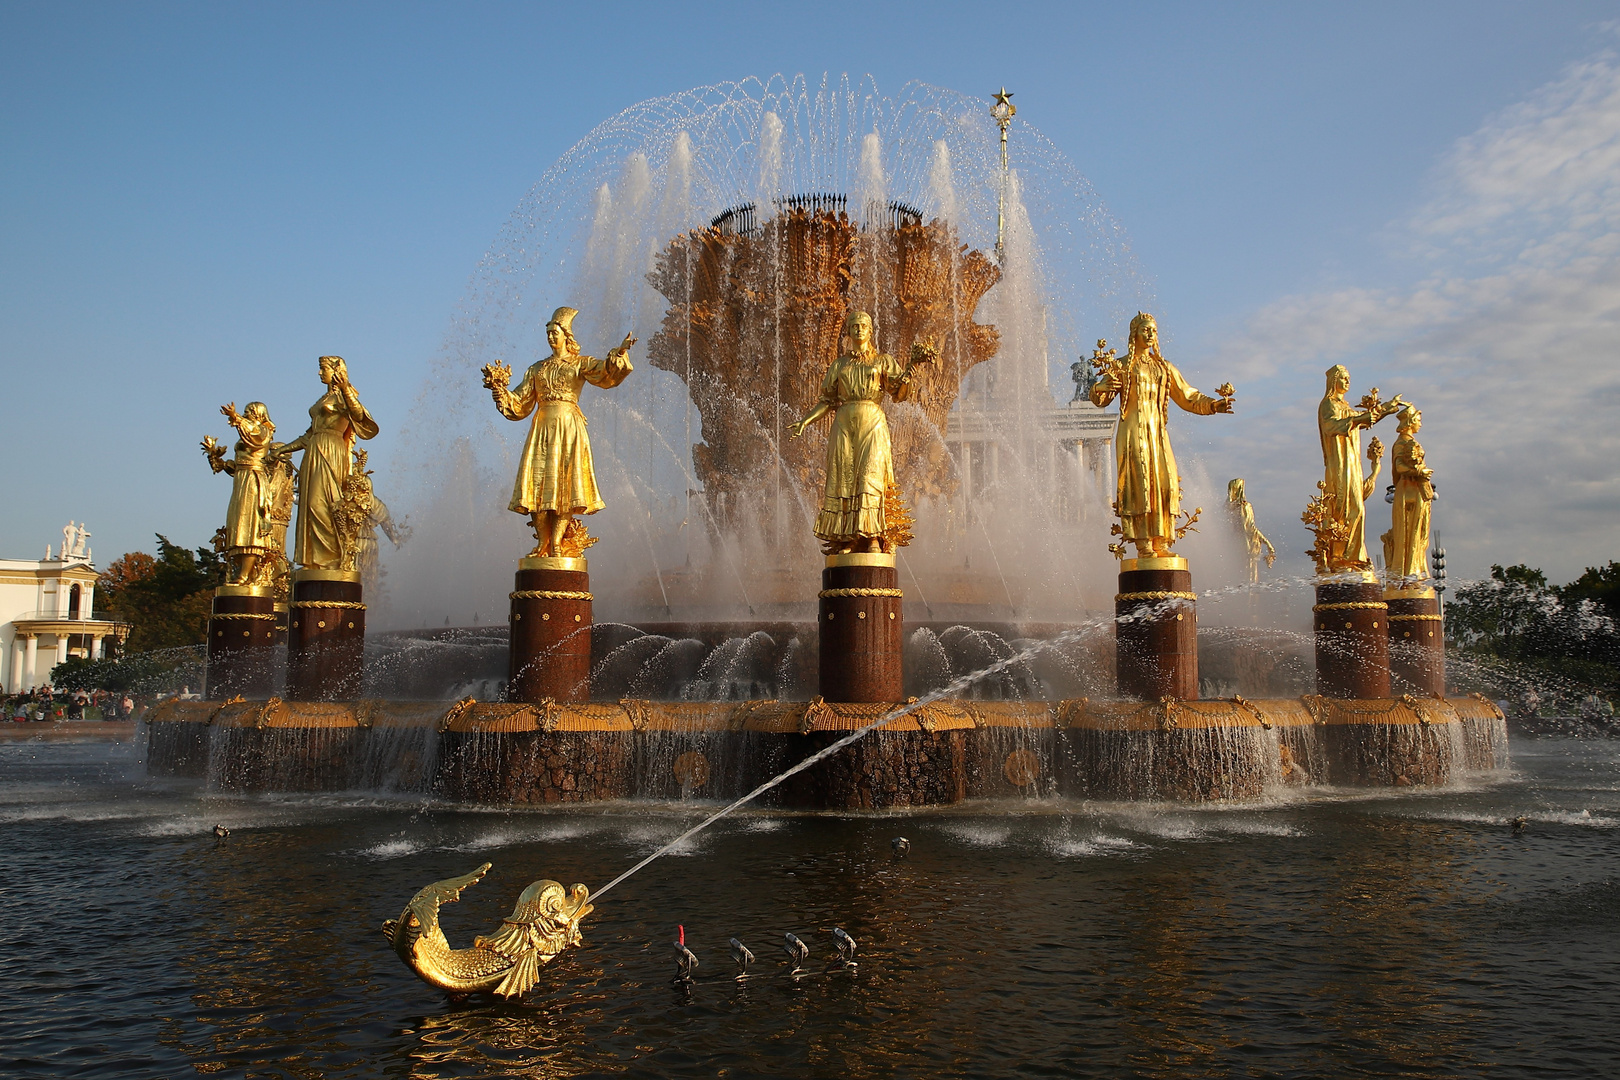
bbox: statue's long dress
[293,386,379,569]
[222,423,274,552]
[1317,397,1374,569]
[1091,354,1217,545]
[1232,499,1265,583]
[497,351,631,516]
[1387,433,1433,579]
[812,352,911,544]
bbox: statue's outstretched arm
[482,361,535,421]
[1166,362,1228,415]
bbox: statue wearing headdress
[1090,313,1234,558]
[481,307,634,558]
[789,310,934,554]
[202,401,283,585]
[1380,403,1434,582]
[1313,365,1403,573]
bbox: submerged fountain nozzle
[673,941,699,980]
[891,836,910,857]
[831,927,857,965]
[782,932,810,972]
[212,824,230,838]
[729,937,755,977]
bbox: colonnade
[5,631,111,693]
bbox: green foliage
[1447,563,1619,706]
[97,535,225,652]
[1560,561,1620,622]
[49,649,204,694]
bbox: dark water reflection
[2,737,1618,1078]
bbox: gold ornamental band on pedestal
[510,590,594,601]
[1115,590,1197,602]
[293,568,362,584]
[1311,601,1388,612]
[1387,613,1444,622]
[818,587,904,598]
[825,552,896,569]
[290,600,367,610]
[216,584,274,598]
[1120,555,1189,573]
[1384,585,1437,600]
[519,556,588,572]
[210,612,278,620]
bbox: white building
[2,524,129,692]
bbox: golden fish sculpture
[381,862,593,999]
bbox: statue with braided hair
[1090,312,1234,559]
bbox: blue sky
[3,1,1618,584]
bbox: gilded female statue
[1380,404,1434,582]
[1090,313,1233,558]
[202,401,279,584]
[277,356,379,571]
[789,311,933,555]
[1316,365,1402,573]
[1226,478,1275,584]
[481,307,634,558]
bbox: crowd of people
[4,687,147,722]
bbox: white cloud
[1205,47,1620,585]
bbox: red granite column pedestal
[1386,586,1444,696]
[285,570,365,701]
[1314,575,1390,699]
[1115,557,1198,701]
[509,557,592,704]
[205,586,278,699]
[818,553,903,703]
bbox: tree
[1447,562,1618,704]
[1561,561,1620,623]
[1447,564,1558,660]
[97,535,225,652]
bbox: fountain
[146,75,1507,809]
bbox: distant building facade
[1,523,129,691]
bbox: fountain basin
[144,695,1507,807]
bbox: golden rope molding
[510,590,594,601]
[290,600,367,610]
[1387,613,1444,622]
[1115,590,1197,602]
[209,612,278,620]
[1312,601,1387,612]
[818,587,904,598]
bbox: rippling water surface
[2,733,1618,1078]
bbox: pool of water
[2,732,1617,1078]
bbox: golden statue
[201,401,282,586]
[1380,403,1435,582]
[1226,479,1275,584]
[789,311,934,554]
[276,356,379,571]
[1314,366,1402,573]
[357,492,409,595]
[1089,313,1233,558]
[381,862,593,1000]
[481,307,633,558]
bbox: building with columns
[2,525,129,692]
